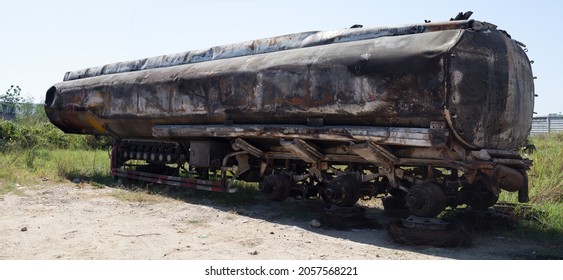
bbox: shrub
[1,120,111,151]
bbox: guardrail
[531,116,563,134]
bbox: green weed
[500,132,563,245]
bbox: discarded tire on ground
[387,218,471,247]
[318,205,381,230]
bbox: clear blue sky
[1,0,561,116]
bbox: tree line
[0,85,111,150]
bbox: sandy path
[0,183,559,260]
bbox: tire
[323,175,361,207]
[405,183,446,218]
[387,219,471,247]
[259,174,291,202]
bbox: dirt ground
[0,182,561,260]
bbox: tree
[1,85,24,119]
[17,100,49,125]
[1,85,24,105]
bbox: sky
[0,0,561,116]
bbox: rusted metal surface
[446,28,535,149]
[152,124,439,147]
[45,15,535,224]
[46,18,533,150]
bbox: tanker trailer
[45,14,534,221]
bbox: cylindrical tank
[45,19,534,150]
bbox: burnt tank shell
[45,19,534,150]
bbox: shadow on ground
[107,180,563,260]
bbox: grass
[526,133,563,203]
[0,148,111,195]
[0,145,259,204]
[106,188,170,204]
[187,219,205,225]
[499,132,563,244]
[1,127,561,246]
[513,203,563,242]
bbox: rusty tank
[45,14,534,226]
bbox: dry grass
[106,188,171,204]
